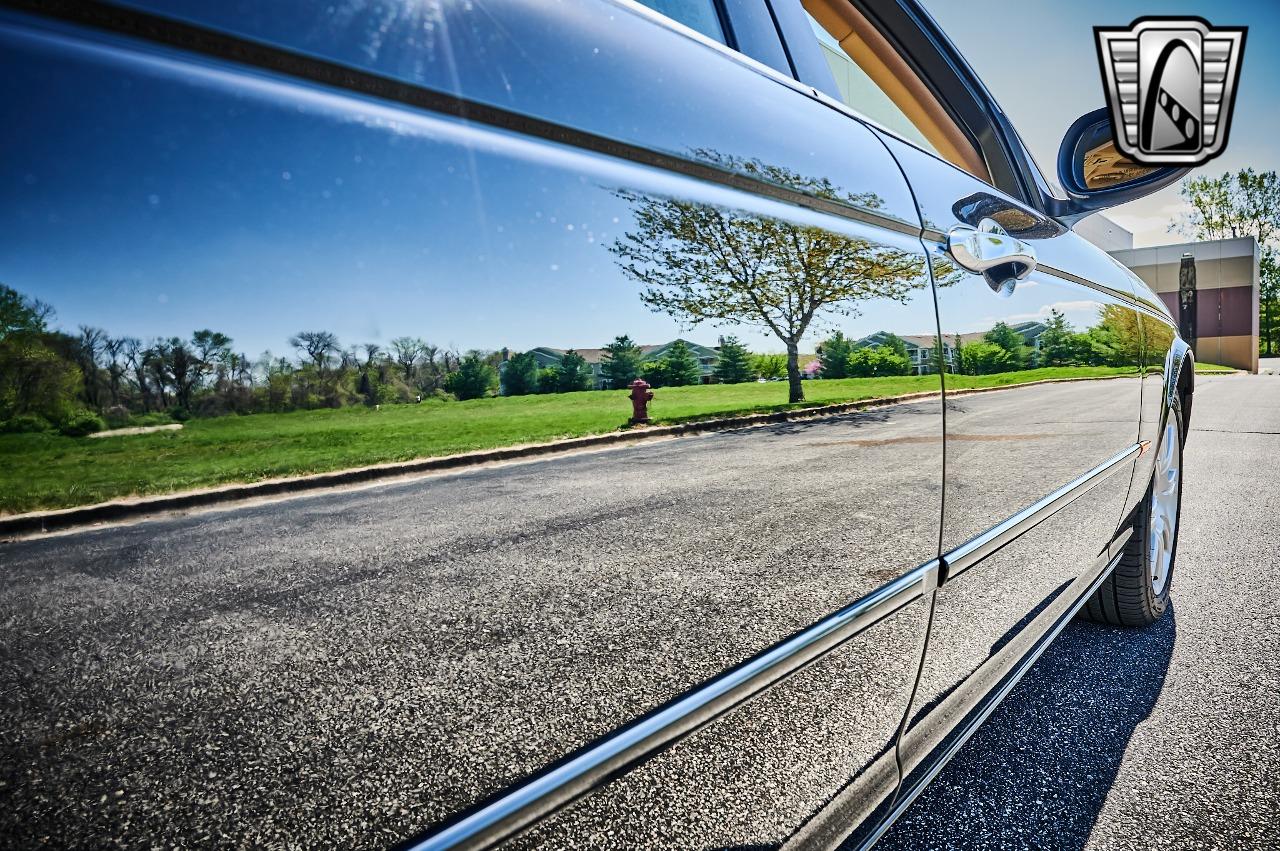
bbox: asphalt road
[1,375,1277,850]
[878,373,1280,850]
[0,394,946,849]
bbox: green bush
[130,411,176,427]
[1,413,53,434]
[58,410,107,437]
[103,405,132,428]
[445,353,499,400]
[846,347,911,378]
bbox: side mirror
[1054,108,1189,223]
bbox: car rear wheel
[1082,406,1183,627]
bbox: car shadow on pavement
[875,607,1177,851]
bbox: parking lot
[1,374,1276,849]
[879,373,1280,850]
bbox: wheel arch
[1165,334,1194,441]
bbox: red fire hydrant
[628,378,654,424]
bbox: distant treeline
[0,285,795,436]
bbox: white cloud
[980,299,1102,326]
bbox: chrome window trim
[854,543,1129,851]
[407,559,940,851]
[605,0,817,95]
[621,0,980,191]
[941,443,1142,582]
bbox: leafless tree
[288,331,340,373]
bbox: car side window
[634,0,727,43]
[799,1,991,183]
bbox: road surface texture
[878,373,1280,850]
[0,375,1276,849]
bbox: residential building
[854,322,1048,375]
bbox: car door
[0,0,943,848]
[881,134,1147,796]
[775,0,1146,825]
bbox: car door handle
[947,217,1037,296]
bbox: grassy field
[0,364,1221,514]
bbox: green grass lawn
[1194,362,1237,373]
[0,366,1140,514]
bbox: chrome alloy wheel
[1148,416,1181,596]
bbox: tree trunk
[786,341,804,403]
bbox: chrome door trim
[1036,263,1175,323]
[408,560,941,851]
[854,542,1129,851]
[922,233,1166,321]
[2,0,919,238]
[941,443,1142,581]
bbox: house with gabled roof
[854,321,1050,375]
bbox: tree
[1037,309,1076,367]
[946,334,965,375]
[289,331,340,373]
[1263,250,1280,357]
[0,284,53,341]
[601,335,644,389]
[983,322,1030,369]
[878,332,910,360]
[390,336,428,380]
[167,338,197,411]
[611,153,926,403]
[445,352,498,400]
[754,353,786,379]
[1177,169,1280,355]
[0,329,79,425]
[124,338,151,410]
[846,345,911,377]
[958,341,1016,375]
[75,326,107,408]
[639,359,666,386]
[535,367,560,394]
[191,329,233,397]
[101,336,129,406]
[817,331,856,379]
[1075,304,1142,367]
[502,351,541,396]
[643,340,701,387]
[713,335,754,383]
[554,349,593,392]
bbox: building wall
[1110,236,1260,373]
[1075,215,1134,253]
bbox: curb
[0,374,1135,537]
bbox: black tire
[1081,406,1183,627]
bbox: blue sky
[3,2,1274,360]
[923,0,1279,246]
[0,10,936,359]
